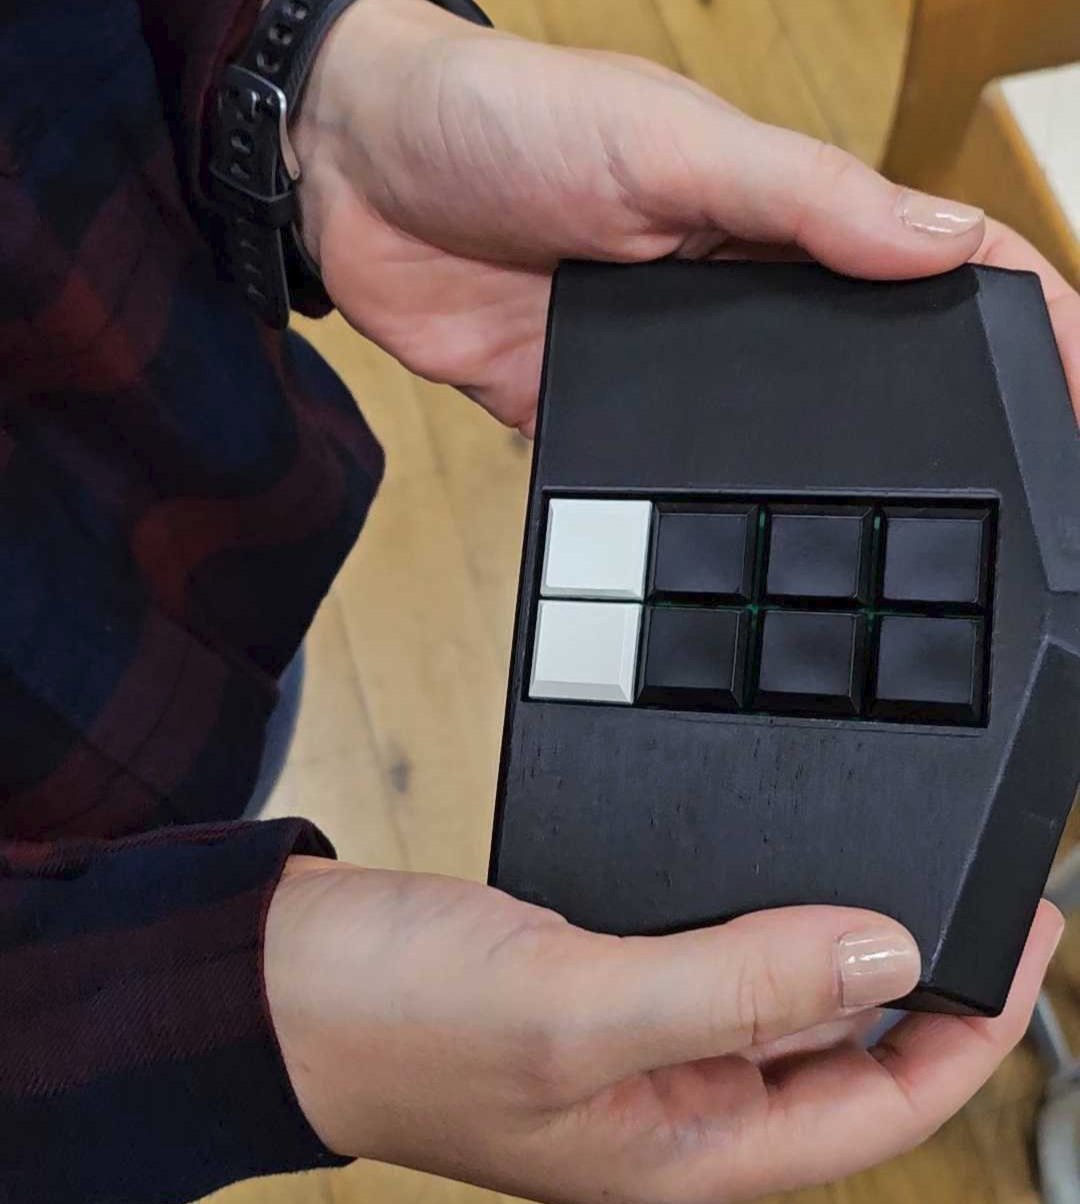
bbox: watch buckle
[220,65,301,183]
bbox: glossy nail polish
[838,930,921,1008]
[897,190,984,236]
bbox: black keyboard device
[489,260,1080,1016]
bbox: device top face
[529,493,996,726]
[494,261,1080,1015]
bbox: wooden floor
[208,3,1079,1202]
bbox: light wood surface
[882,0,1080,191]
[1002,64,1080,238]
[882,0,1080,288]
[208,3,1078,1202]
[933,83,1080,288]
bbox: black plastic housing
[489,260,1080,1017]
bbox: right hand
[266,856,1062,1203]
[293,0,990,435]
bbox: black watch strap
[209,0,492,328]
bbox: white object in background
[1001,63,1080,237]
[529,599,642,703]
[541,498,653,600]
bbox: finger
[638,107,986,279]
[863,898,1063,1129]
[970,218,1080,421]
[744,1008,885,1067]
[713,900,1063,1197]
[561,906,920,1089]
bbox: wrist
[265,857,353,1155]
[266,856,406,1160]
[291,0,481,267]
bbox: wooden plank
[478,0,548,42]
[1003,63,1080,239]
[829,1111,1003,1204]
[769,0,913,164]
[883,0,1080,190]
[259,589,408,870]
[419,384,531,667]
[654,0,833,139]
[757,1183,834,1204]
[936,86,1080,289]
[322,1159,519,1204]
[203,1168,336,1203]
[262,741,407,871]
[276,590,382,771]
[964,1045,1045,1119]
[538,0,683,68]
[294,317,505,884]
[966,1096,1042,1204]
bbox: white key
[529,599,642,704]
[542,498,653,600]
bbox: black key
[640,606,745,710]
[765,506,872,602]
[881,509,990,606]
[871,614,985,724]
[651,505,756,602]
[754,610,865,716]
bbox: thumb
[636,103,985,279]
[559,906,921,1091]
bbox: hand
[266,857,1062,1202]
[292,0,999,434]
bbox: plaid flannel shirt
[0,0,384,1197]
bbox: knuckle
[788,138,865,247]
[728,947,788,1048]
[808,138,862,193]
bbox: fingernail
[838,930,921,1008]
[896,189,984,236]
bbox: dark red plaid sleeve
[0,819,349,1200]
[137,0,261,204]
[1,0,385,1198]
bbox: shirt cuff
[1,817,350,1202]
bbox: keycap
[651,505,756,601]
[529,599,642,704]
[755,610,865,716]
[872,614,984,723]
[765,506,872,602]
[639,605,745,709]
[881,509,989,606]
[542,498,653,601]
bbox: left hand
[292,0,1079,436]
[266,856,1063,1202]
